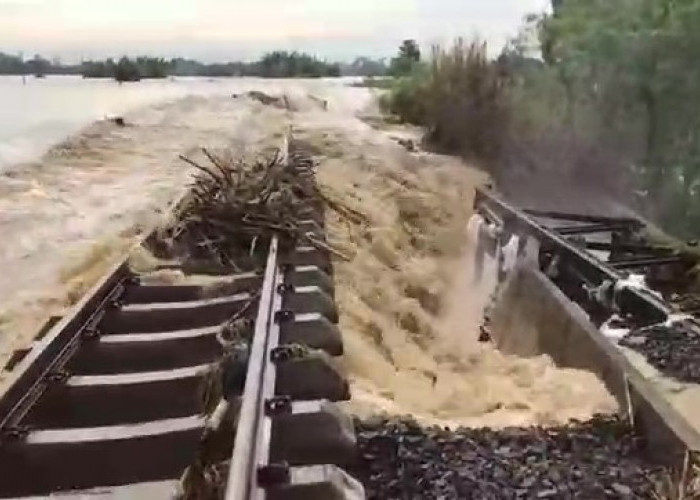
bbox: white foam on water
[0,83,307,373]
[615,273,663,300]
[520,236,541,266]
[600,315,630,343]
[466,213,484,246]
[501,234,520,275]
[664,313,694,328]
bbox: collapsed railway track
[3,131,700,499]
[350,190,700,499]
[0,139,363,499]
[475,189,700,467]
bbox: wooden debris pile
[153,142,339,270]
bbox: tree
[257,51,339,78]
[399,40,421,63]
[114,57,141,82]
[390,39,421,77]
[0,52,26,74]
[26,55,50,77]
[519,0,700,235]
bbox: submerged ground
[0,80,616,427]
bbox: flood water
[0,76,359,375]
[0,76,299,369]
[0,76,619,432]
[0,75,243,171]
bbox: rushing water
[0,75,243,171]
[0,78,619,429]
[0,76,302,369]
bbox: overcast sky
[0,0,550,62]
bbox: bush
[380,73,429,124]
[383,38,510,164]
[380,37,631,206]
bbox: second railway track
[0,138,363,499]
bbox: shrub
[380,73,429,124]
[383,38,510,164]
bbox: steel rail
[225,236,280,500]
[226,133,291,500]
[522,208,642,227]
[474,188,670,325]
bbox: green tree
[257,51,339,78]
[519,0,700,235]
[114,57,141,82]
[0,52,26,74]
[390,39,421,76]
[26,55,49,77]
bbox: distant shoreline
[0,51,388,80]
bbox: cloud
[0,0,44,14]
[0,0,551,61]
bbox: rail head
[226,236,280,500]
[225,133,297,500]
[0,258,130,431]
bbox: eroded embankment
[1,82,618,429]
[301,121,688,497]
[0,82,676,497]
[299,120,617,428]
[306,105,700,497]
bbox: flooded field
[0,78,616,429]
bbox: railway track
[474,189,697,351]
[4,139,699,498]
[0,140,364,499]
[475,188,700,467]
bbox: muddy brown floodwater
[0,80,617,429]
[302,114,617,428]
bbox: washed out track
[347,190,700,499]
[0,140,364,499]
[475,189,700,467]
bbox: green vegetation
[82,57,168,81]
[0,53,73,76]
[256,51,340,78]
[389,39,421,77]
[381,39,508,162]
[532,0,700,236]
[0,52,25,74]
[0,51,347,80]
[381,2,700,238]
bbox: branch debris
[153,139,352,267]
